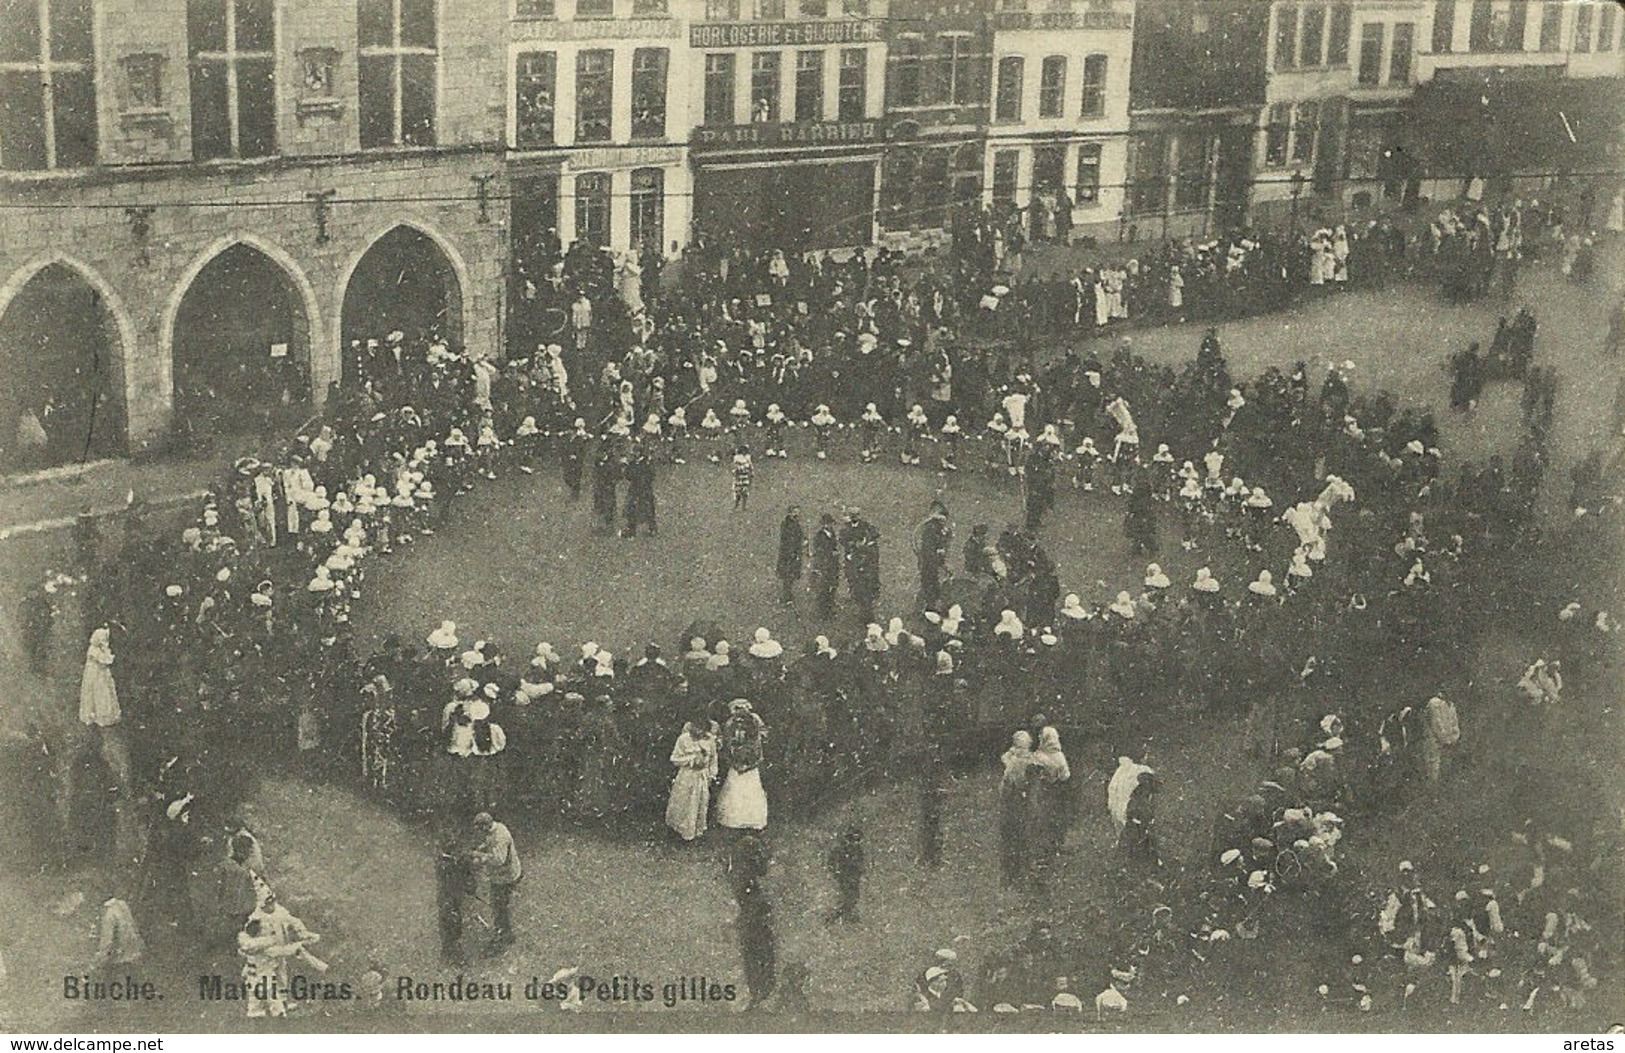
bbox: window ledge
[118,108,174,129]
[296,96,345,120]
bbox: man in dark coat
[840,509,882,625]
[622,446,657,536]
[776,506,805,604]
[589,451,621,533]
[809,513,841,617]
[734,841,777,1010]
[562,418,590,499]
[915,500,951,611]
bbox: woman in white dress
[665,720,719,841]
[79,627,120,728]
[716,700,768,831]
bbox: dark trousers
[490,880,516,942]
[738,912,777,1007]
[833,877,860,921]
[778,574,799,603]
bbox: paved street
[2,245,1621,1032]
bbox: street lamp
[1289,169,1307,233]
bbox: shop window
[575,172,611,247]
[576,49,613,142]
[795,50,824,120]
[1127,133,1168,216]
[631,47,667,140]
[991,149,1019,209]
[1265,103,1290,166]
[1075,143,1101,203]
[1171,135,1208,211]
[515,51,557,148]
[1290,102,1318,164]
[630,167,664,250]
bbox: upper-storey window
[1274,4,1299,68]
[994,55,1022,122]
[935,34,982,107]
[1038,55,1065,119]
[892,36,922,107]
[1301,4,1327,65]
[1328,3,1352,63]
[795,49,824,120]
[515,50,557,148]
[1390,22,1415,81]
[631,47,667,139]
[189,0,276,160]
[1470,0,1527,51]
[1574,2,1593,51]
[576,49,613,141]
[1079,53,1106,118]
[750,51,780,122]
[1537,1,1562,50]
[837,47,865,120]
[0,0,97,170]
[704,52,735,124]
[1432,0,1454,51]
[359,0,437,148]
[576,0,613,17]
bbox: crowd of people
[18,180,1625,1019]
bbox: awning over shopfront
[1401,74,1624,179]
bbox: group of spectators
[18,179,1624,1019]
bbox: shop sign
[689,19,883,47]
[566,145,685,171]
[692,119,883,150]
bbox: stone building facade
[0,0,509,461]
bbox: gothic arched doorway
[340,225,465,387]
[170,241,313,440]
[0,261,127,472]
